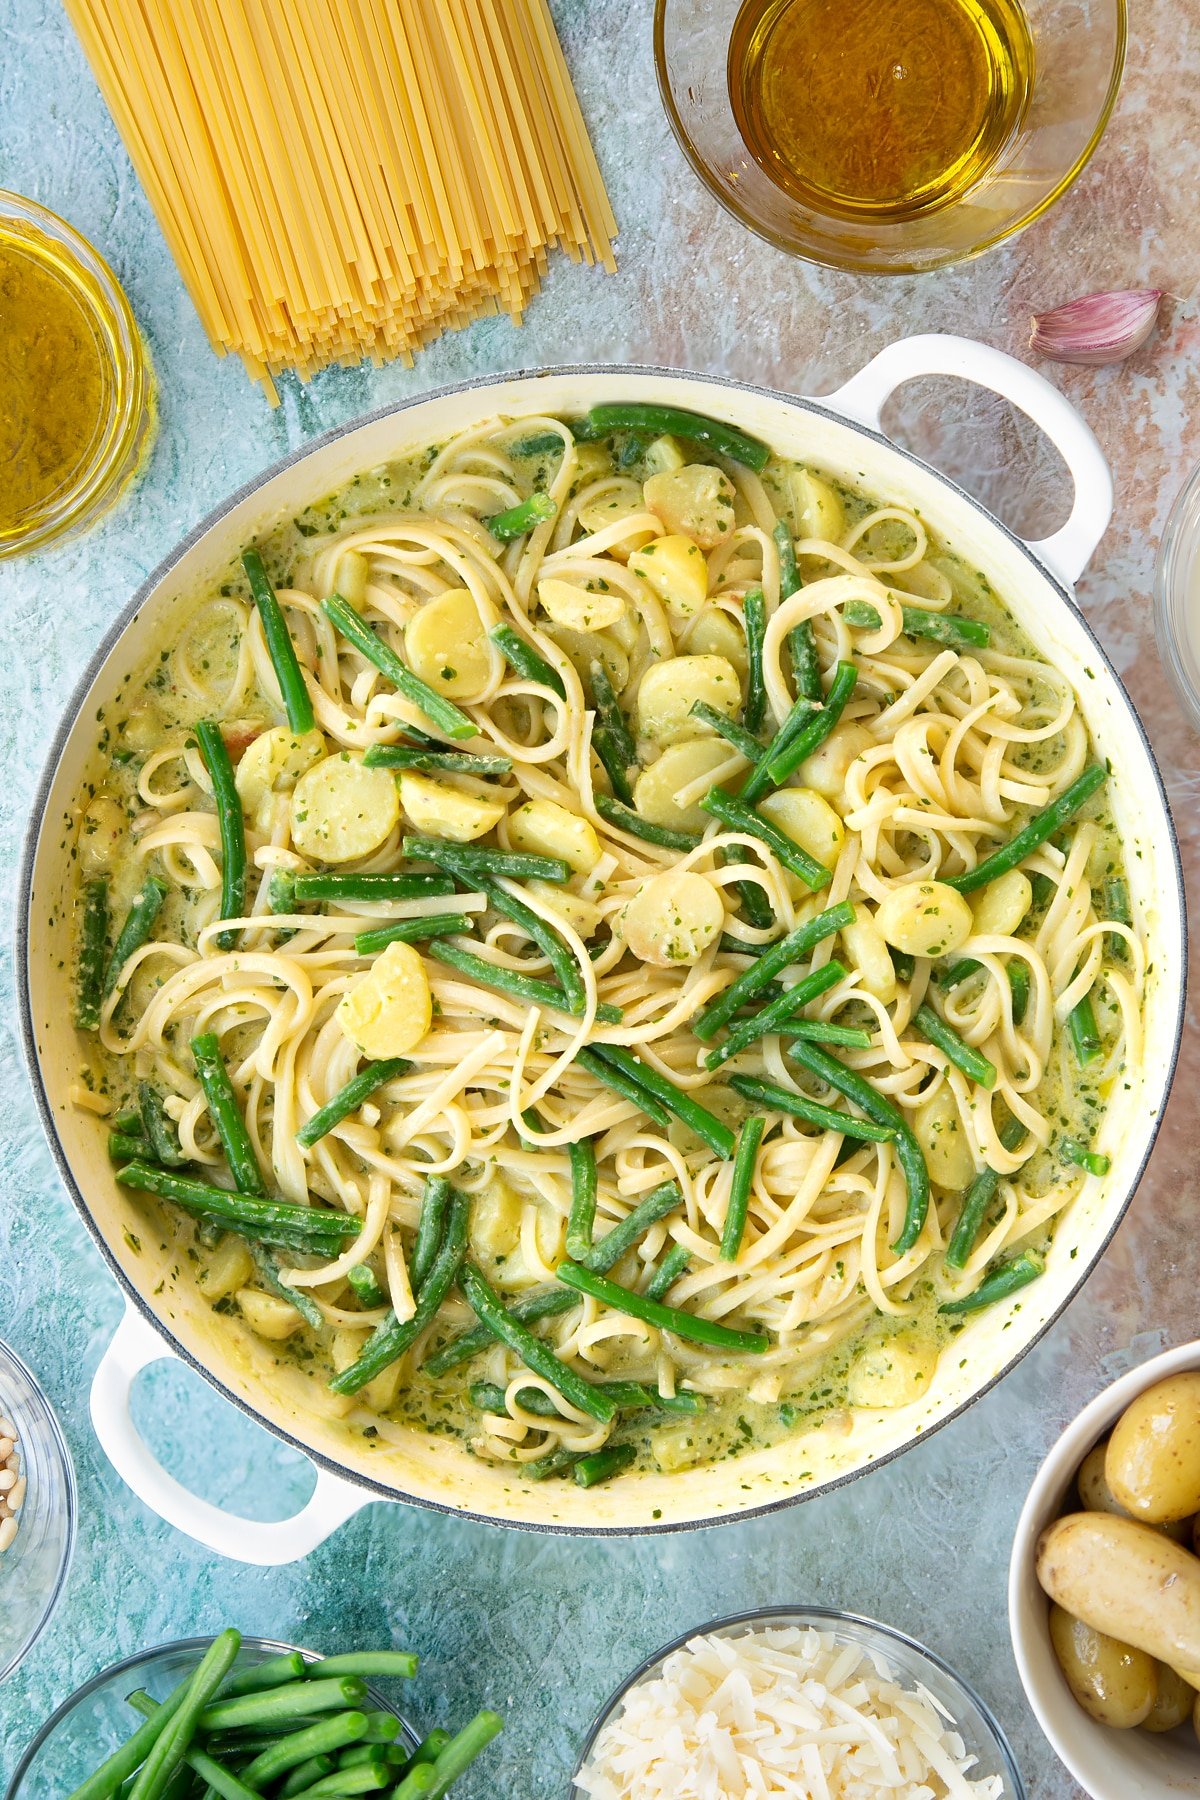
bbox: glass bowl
[0,1340,75,1684]
[1154,460,1200,734]
[570,1605,1025,1797]
[654,0,1126,273]
[0,192,154,559]
[5,1636,419,1799]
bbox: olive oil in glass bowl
[655,0,1125,272]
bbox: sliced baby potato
[802,722,874,810]
[577,484,651,552]
[683,606,749,680]
[622,869,724,967]
[643,434,685,475]
[634,738,742,834]
[1048,1605,1157,1729]
[509,797,601,874]
[971,868,1033,938]
[537,576,626,633]
[334,549,369,608]
[198,1239,255,1304]
[846,1334,936,1408]
[1107,1373,1200,1524]
[876,880,973,959]
[644,465,736,551]
[913,1082,975,1189]
[787,467,845,544]
[541,622,630,694]
[470,1176,524,1262]
[573,443,613,481]
[842,904,896,1003]
[236,726,326,813]
[629,535,709,619]
[338,940,432,1058]
[79,796,127,875]
[290,753,399,863]
[237,1287,303,1341]
[757,787,845,897]
[397,770,505,842]
[636,654,742,745]
[404,588,490,700]
[527,878,603,939]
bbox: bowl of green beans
[4,1632,502,1800]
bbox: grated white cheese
[575,1626,1008,1800]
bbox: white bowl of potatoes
[1010,1341,1200,1797]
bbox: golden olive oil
[728,0,1035,220]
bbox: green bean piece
[104,876,169,996]
[721,1115,765,1260]
[460,1264,616,1421]
[574,1443,637,1487]
[191,1032,266,1195]
[1103,875,1131,959]
[337,1745,408,1770]
[271,871,456,912]
[76,875,110,1030]
[353,913,470,957]
[1061,1137,1111,1177]
[945,1116,1028,1270]
[937,957,982,990]
[742,587,767,734]
[912,1002,997,1089]
[427,941,620,1024]
[242,549,315,734]
[575,1045,672,1125]
[891,948,916,982]
[840,598,991,648]
[732,867,775,929]
[582,1180,683,1274]
[617,433,648,468]
[593,726,634,806]
[405,1729,452,1773]
[690,700,763,763]
[787,1037,930,1253]
[718,934,776,958]
[508,431,569,458]
[116,1163,359,1250]
[109,1131,153,1164]
[590,658,637,769]
[940,1249,1045,1315]
[249,1245,324,1328]
[944,765,1108,893]
[408,1711,503,1800]
[739,693,818,804]
[485,492,556,540]
[330,1193,468,1395]
[694,901,855,1039]
[1007,960,1030,1025]
[521,1447,583,1482]
[729,1075,896,1142]
[418,841,583,1010]
[645,1243,691,1302]
[778,1019,872,1049]
[362,744,512,775]
[138,1083,186,1167]
[296,1058,411,1148]
[280,1762,336,1800]
[761,661,858,788]
[703,961,846,1070]
[593,793,701,852]
[565,1138,598,1262]
[584,403,768,470]
[402,834,570,883]
[700,787,832,892]
[128,1629,242,1800]
[488,624,566,698]
[470,1380,559,1417]
[557,1261,769,1352]
[65,1679,193,1800]
[1068,992,1102,1066]
[200,1678,367,1734]
[601,1377,703,1413]
[125,1693,261,1800]
[218,1653,308,1697]
[774,522,822,705]
[346,1263,387,1309]
[424,1286,579,1375]
[322,595,475,740]
[195,721,246,950]
[286,1764,389,1798]
[589,1045,735,1157]
[410,1175,452,1291]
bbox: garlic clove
[1029,289,1164,366]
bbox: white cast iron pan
[17,336,1187,1563]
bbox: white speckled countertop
[2,0,1199,1793]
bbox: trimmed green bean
[104,876,168,996]
[460,1264,617,1421]
[1007,960,1030,1024]
[742,587,767,734]
[271,871,455,912]
[588,1044,735,1157]
[427,940,620,1024]
[1068,992,1102,1065]
[557,1261,769,1352]
[1104,875,1131,960]
[574,1443,636,1487]
[945,1115,1027,1269]
[591,658,637,769]
[695,900,854,1039]
[582,1180,683,1274]
[76,875,109,1029]
[191,1032,266,1194]
[243,549,315,733]
[346,1263,387,1309]
[322,596,475,741]
[774,521,822,704]
[418,841,583,1010]
[286,1766,387,1798]
[508,431,569,458]
[520,1447,583,1483]
[65,1679,191,1800]
[937,957,982,990]
[593,793,701,852]
[471,1380,559,1417]
[729,1074,895,1142]
[337,1745,408,1770]
[407,1729,452,1770]
[280,1761,336,1799]
[125,1700,261,1800]
[761,660,858,788]
[645,1243,691,1302]
[408,1711,503,1800]
[109,1131,153,1164]
[139,1083,185,1167]
[584,403,768,471]
[891,948,916,982]
[195,721,246,951]
[411,1175,452,1292]
[424,1286,579,1376]
[250,1245,324,1328]
[731,864,775,928]
[331,1192,468,1394]
[129,1629,242,1800]
[565,1138,598,1262]
[600,1376,703,1413]
[1061,1137,1111,1177]
[787,1038,930,1253]
[841,598,990,648]
[362,745,511,776]
[690,700,763,763]
[488,624,567,698]
[700,787,832,891]
[403,835,569,884]
[353,914,469,956]
[721,1115,765,1260]
[739,693,818,804]
[778,1019,872,1049]
[940,1249,1044,1314]
[200,1679,366,1734]
[912,1003,997,1089]
[593,726,634,806]
[944,765,1108,893]
[485,492,556,540]
[295,1059,411,1149]
[116,1163,359,1249]
[703,961,845,1070]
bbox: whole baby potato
[1047,1605,1157,1728]
[1142,1663,1194,1733]
[1037,1513,1200,1670]
[1106,1372,1200,1523]
[1077,1440,1192,1543]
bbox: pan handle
[90,1302,372,1565]
[823,334,1114,591]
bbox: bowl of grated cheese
[570,1606,1024,1800]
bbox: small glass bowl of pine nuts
[0,1340,75,1682]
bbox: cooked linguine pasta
[71,406,1141,1482]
